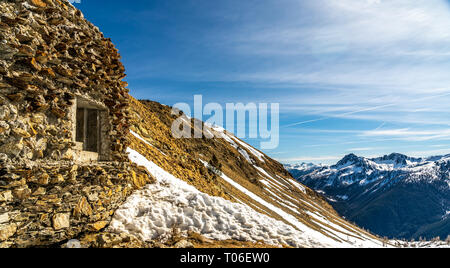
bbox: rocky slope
[287,153,450,240]
[113,97,389,248]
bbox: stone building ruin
[0,0,150,247]
[0,0,129,164]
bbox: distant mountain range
[286,153,450,240]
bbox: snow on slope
[217,166,386,248]
[130,130,166,156]
[218,171,354,247]
[392,240,450,248]
[207,126,255,164]
[205,123,266,163]
[112,131,388,247]
[130,130,154,148]
[110,148,309,247]
[229,135,266,163]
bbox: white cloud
[218,0,450,98]
[360,128,450,141]
[361,129,434,137]
[203,1,450,132]
[405,148,450,158]
[347,147,377,152]
[277,155,342,163]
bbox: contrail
[282,91,450,128]
[373,122,386,131]
[283,103,395,128]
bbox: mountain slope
[107,97,389,248]
[287,153,450,240]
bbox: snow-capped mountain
[286,153,450,240]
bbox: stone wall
[0,0,151,247]
[0,0,130,163]
[0,162,152,247]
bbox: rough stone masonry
[0,0,151,247]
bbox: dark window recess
[76,108,84,143]
[76,108,100,153]
[86,109,99,152]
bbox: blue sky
[76,0,450,164]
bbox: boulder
[0,224,16,241]
[52,213,70,230]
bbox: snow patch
[130,130,166,156]
[112,148,386,248]
[130,130,154,148]
[218,171,381,247]
[238,148,255,164]
[229,135,266,162]
[289,179,307,194]
[111,149,315,247]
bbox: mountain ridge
[286,152,450,240]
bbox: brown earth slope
[125,96,387,247]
